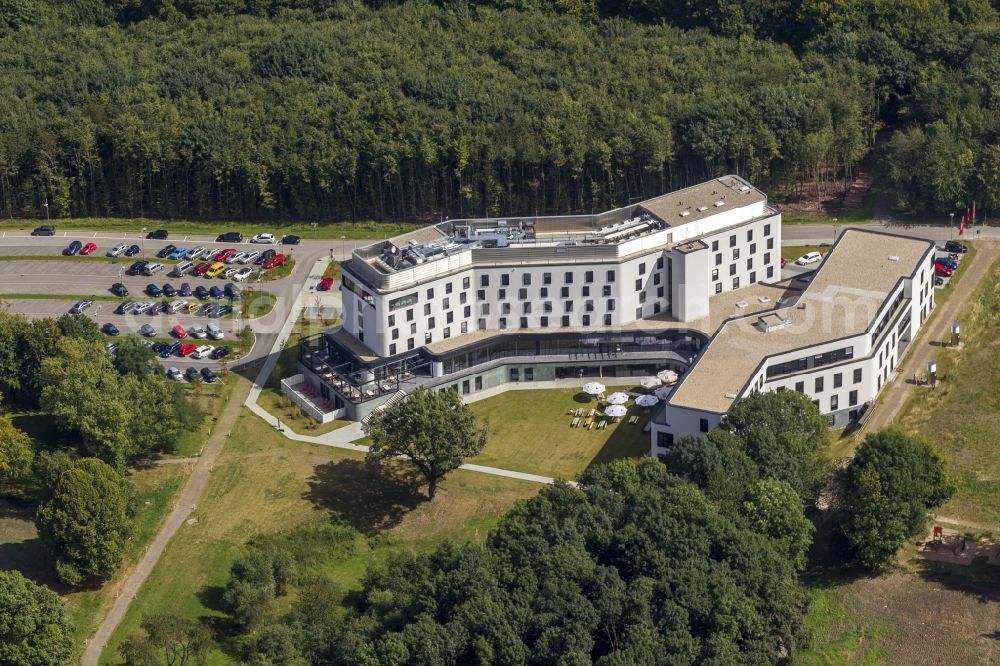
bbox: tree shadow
[304,459,424,536]
[913,557,1000,604]
[195,585,241,640]
[573,392,597,404]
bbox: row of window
[477,260,667,289]
[710,224,773,253]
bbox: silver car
[69,299,93,314]
[186,246,206,260]
[240,250,260,264]
[107,243,128,257]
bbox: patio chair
[571,417,580,428]
[587,408,595,418]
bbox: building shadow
[303,459,424,536]
[583,415,651,475]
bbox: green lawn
[101,408,542,664]
[258,256,295,281]
[255,389,352,436]
[467,386,651,479]
[780,244,830,263]
[0,218,415,240]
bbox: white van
[206,323,224,340]
[170,261,194,277]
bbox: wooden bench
[570,417,580,428]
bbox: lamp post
[340,235,346,259]
[949,213,954,241]
[42,197,49,221]
[831,217,838,245]
[140,227,146,257]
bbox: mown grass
[0,218,415,240]
[468,386,651,479]
[101,410,542,664]
[256,389,352,436]
[780,244,830,263]
[798,585,888,665]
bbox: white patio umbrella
[657,369,679,385]
[604,404,628,418]
[654,386,673,400]
[582,382,606,396]
[639,376,662,390]
[606,392,630,405]
[635,394,659,408]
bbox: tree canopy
[0,570,73,666]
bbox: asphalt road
[782,221,998,246]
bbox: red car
[214,248,236,262]
[318,276,334,291]
[178,343,198,357]
[80,242,98,255]
[263,253,286,270]
[934,263,953,278]
[172,324,188,339]
[780,257,787,268]
[193,262,211,276]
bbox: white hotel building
[281,174,934,454]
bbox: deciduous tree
[0,570,73,666]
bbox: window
[391,328,399,340]
[767,237,774,250]
[525,368,534,381]
[445,282,453,294]
[732,277,740,289]
[426,288,434,299]
[406,308,414,322]
[522,302,531,314]
[585,270,594,283]
[459,292,467,304]
[764,223,771,236]
[815,377,824,392]
[653,273,661,285]
[461,321,468,333]
[764,252,770,265]
[480,275,490,287]
[585,300,594,312]
[407,338,415,350]
[750,243,756,254]
[481,303,490,315]
[423,303,431,316]
[509,368,519,381]
[565,301,574,312]
[501,274,509,286]
[795,381,804,393]
[425,332,432,343]
[518,288,527,300]
[715,253,722,266]
[603,314,612,325]
[607,299,615,311]
[715,282,722,294]
[733,248,740,260]
[746,258,752,270]
[767,266,774,279]
[522,273,531,286]
[520,317,528,328]
[657,432,674,448]
[462,277,470,289]
[656,257,664,269]
[639,292,646,303]
[540,316,549,327]
[410,323,416,334]
[477,289,485,300]
[833,373,843,388]
[849,390,858,406]
[657,286,664,297]
[543,301,553,313]
[830,394,839,411]
[635,279,642,291]
[389,343,396,355]
[729,264,737,276]
[543,272,552,284]
[475,376,482,390]
[747,229,753,242]
[606,270,616,282]
[446,311,454,323]
[582,286,590,297]
[853,368,862,383]
[498,289,506,300]
[499,317,507,329]
[602,285,612,297]
[654,302,661,314]
[540,287,548,298]
[427,316,435,329]
[582,314,590,326]
[501,303,511,315]
[639,262,646,275]
[562,315,571,327]
[699,418,709,433]
[712,240,719,251]
[443,327,451,339]
[749,271,756,283]
[561,286,570,298]
[730,234,737,247]
[388,314,395,327]
[478,318,486,330]
[564,272,573,284]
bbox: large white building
[284,175,783,421]
[650,228,937,456]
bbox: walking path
[82,378,254,665]
[857,242,999,437]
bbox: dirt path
[859,242,1000,437]
[82,377,253,666]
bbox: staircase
[361,389,408,427]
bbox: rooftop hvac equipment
[679,210,690,217]
[724,392,738,399]
[714,200,725,207]
[697,206,708,212]
[739,185,751,193]
[888,255,900,262]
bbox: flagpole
[950,212,954,240]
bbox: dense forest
[0,0,998,221]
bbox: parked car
[240,250,260,264]
[151,342,168,353]
[263,253,286,270]
[233,267,253,282]
[795,251,822,265]
[147,229,168,240]
[111,282,129,297]
[105,342,117,355]
[124,244,141,257]
[189,325,207,338]
[945,240,968,254]
[201,303,221,317]
[146,283,162,297]
[934,276,945,287]
[179,282,192,297]
[117,300,137,314]
[935,256,958,270]
[156,300,172,313]
[193,262,211,276]
[194,285,209,299]
[166,299,187,314]
[780,257,787,268]
[224,283,241,299]
[209,285,224,299]
[223,267,239,279]
[214,305,232,317]
[203,248,221,260]
[63,240,82,255]
[201,367,218,383]
[69,299,93,314]
[161,341,181,358]
[161,283,176,297]
[31,225,56,236]
[185,367,200,382]
[143,262,164,275]
[169,247,189,260]
[186,246,206,260]
[206,262,226,278]
[187,302,201,314]
[935,264,954,278]
[139,323,156,336]
[207,323,224,340]
[178,344,198,357]
[169,261,193,277]
[214,248,236,262]
[250,233,275,244]
[133,301,156,314]
[171,324,188,339]
[216,231,243,243]
[210,346,231,360]
[108,243,128,257]
[125,260,147,275]
[156,244,177,259]
[318,276,334,291]
[227,251,247,264]
[80,242,97,255]
[166,367,183,381]
[256,249,276,265]
[281,235,300,245]
[192,345,214,359]
[101,322,120,336]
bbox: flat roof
[668,229,934,413]
[639,175,765,225]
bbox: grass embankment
[468,386,651,479]
[780,244,829,264]
[0,218,414,240]
[101,410,542,663]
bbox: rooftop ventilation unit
[888,255,900,262]
[724,392,738,399]
[739,185,751,193]
[714,200,725,208]
[679,210,690,217]
[696,206,708,212]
